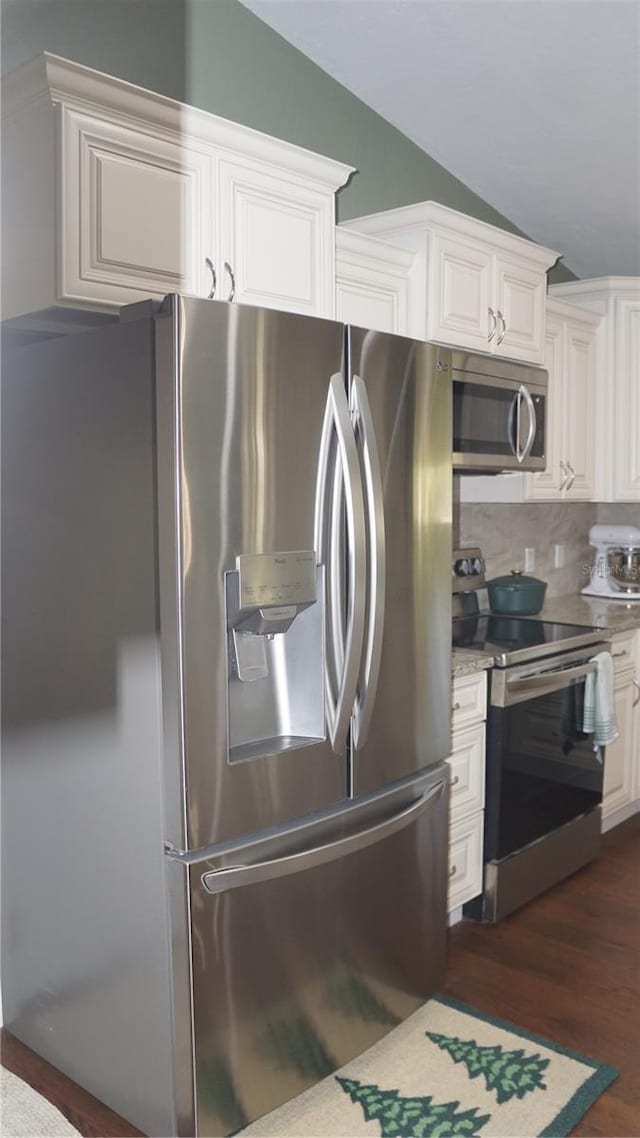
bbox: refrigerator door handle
[201,779,446,895]
[315,374,367,753]
[350,375,386,749]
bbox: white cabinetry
[335,228,419,334]
[1,54,352,326]
[447,670,487,917]
[344,201,557,364]
[602,630,640,829]
[550,278,640,502]
[459,298,599,504]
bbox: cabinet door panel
[428,235,493,351]
[62,108,211,305]
[494,257,546,364]
[602,678,635,817]
[613,301,640,500]
[526,316,565,500]
[219,159,333,316]
[563,325,596,499]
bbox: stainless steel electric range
[452,549,610,923]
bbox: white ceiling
[240,0,640,279]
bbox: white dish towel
[583,651,619,746]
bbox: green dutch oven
[487,570,547,615]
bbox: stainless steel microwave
[452,351,547,473]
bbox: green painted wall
[1,0,576,281]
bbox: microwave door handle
[508,391,520,458]
[520,385,537,462]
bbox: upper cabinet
[1,54,353,327]
[549,278,640,502]
[344,202,558,364]
[335,228,420,335]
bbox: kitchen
[1,2,637,1138]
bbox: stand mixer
[582,524,640,601]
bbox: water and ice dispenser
[226,551,325,762]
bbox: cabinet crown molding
[336,226,416,269]
[2,52,355,191]
[345,199,559,271]
[546,296,602,326]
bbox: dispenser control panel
[237,551,317,610]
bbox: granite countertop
[538,593,640,635]
[452,648,494,677]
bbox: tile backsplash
[596,503,640,527]
[456,501,597,597]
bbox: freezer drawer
[185,772,448,1136]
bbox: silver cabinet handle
[612,650,628,659]
[224,261,235,302]
[205,257,216,300]
[487,307,498,343]
[201,780,446,895]
[633,679,640,708]
[449,864,457,878]
[350,375,386,751]
[450,775,460,787]
[451,701,461,712]
[559,460,569,491]
[496,310,506,345]
[566,461,576,491]
[314,374,367,753]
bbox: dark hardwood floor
[2,812,639,1137]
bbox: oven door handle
[502,660,597,706]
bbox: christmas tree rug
[237,993,617,1137]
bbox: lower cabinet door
[448,813,483,911]
[602,675,635,819]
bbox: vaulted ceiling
[241,0,640,280]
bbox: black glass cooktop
[453,614,604,666]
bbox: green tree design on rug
[336,1076,491,1136]
[427,1031,549,1104]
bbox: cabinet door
[62,107,212,306]
[335,263,409,334]
[563,323,596,499]
[613,299,640,501]
[602,676,635,818]
[428,233,493,352]
[218,157,334,317]
[526,316,565,500]
[494,257,546,364]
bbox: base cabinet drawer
[447,725,486,822]
[451,671,487,731]
[448,813,483,911]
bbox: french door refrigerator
[1,297,452,1137]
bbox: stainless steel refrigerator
[1,297,452,1137]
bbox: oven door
[452,374,546,472]
[486,654,604,861]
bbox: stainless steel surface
[489,629,607,669]
[496,309,506,345]
[314,372,367,754]
[162,299,348,849]
[224,260,235,302]
[205,257,216,299]
[350,374,386,751]
[487,307,497,342]
[1,325,179,1137]
[607,546,640,593]
[451,350,547,473]
[491,642,610,707]
[347,329,452,795]
[188,767,449,1136]
[201,780,445,895]
[480,808,601,923]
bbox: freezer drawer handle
[314,374,367,753]
[200,779,446,896]
[350,375,386,750]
